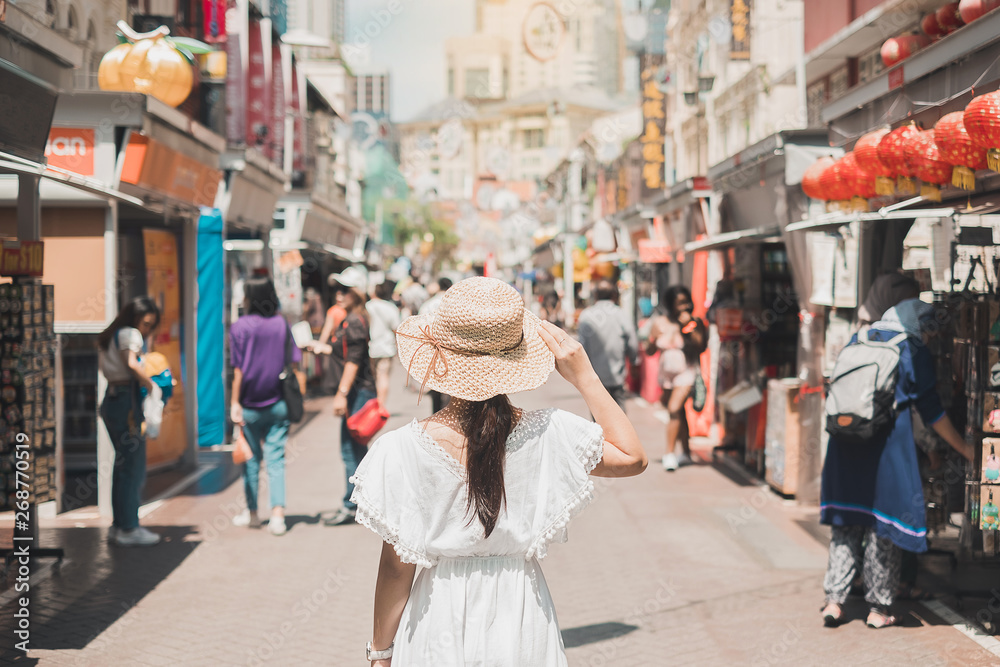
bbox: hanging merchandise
[854,128,896,195]
[934,111,989,190]
[801,156,835,200]
[880,34,930,68]
[921,12,947,38]
[964,91,1000,172]
[903,130,953,201]
[877,123,921,194]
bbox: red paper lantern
[881,34,931,68]
[937,2,965,31]
[904,130,952,201]
[921,13,945,37]
[964,90,1000,172]
[841,152,877,207]
[802,156,835,200]
[878,124,921,194]
[933,111,989,190]
[854,128,896,195]
[819,157,853,205]
[960,0,1000,23]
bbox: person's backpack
[825,328,909,444]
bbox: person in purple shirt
[229,277,302,536]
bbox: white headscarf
[875,298,935,336]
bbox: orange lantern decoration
[878,124,921,195]
[964,91,1000,172]
[854,128,896,195]
[819,158,854,208]
[933,111,988,190]
[921,13,946,38]
[903,130,953,201]
[802,156,835,200]
[99,20,212,108]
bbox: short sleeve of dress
[525,409,605,560]
[349,430,434,568]
[118,327,144,354]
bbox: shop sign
[121,136,222,207]
[888,66,905,90]
[730,0,751,60]
[291,63,305,175]
[271,41,285,166]
[0,241,43,277]
[523,2,564,63]
[44,128,94,176]
[637,239,672,264]
[640,53,667,199]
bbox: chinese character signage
[731,0,751,60]
[639,54,666,200]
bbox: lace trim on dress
[525,419,604,560]
[525,480,595,560]
[408,408,554,477]
[351,481,435,568]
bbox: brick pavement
[1,362,998,666]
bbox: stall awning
[0,151,143,206]
[684,226,782,253]
[786,197,958,233]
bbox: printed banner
[202,0,226,43]
[271,41,285,166]
[639,53,667,199]
[731,0,751,60]
[224,0,245,144]
[246,20,269,150]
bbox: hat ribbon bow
[396,324,524,402]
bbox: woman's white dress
[350,408,604,666]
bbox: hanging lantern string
[828,52,1000,146]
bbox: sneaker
[107,526,117,542]
[662,453,679,472]
[115,526,161,547]
[268,516,287,536]
[233,510,262,528]
[324,508,356,526]
[677,453,694,467]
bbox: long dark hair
[461,394,516,537]
[660,285,692,321]
[243,277,280,317]
[98,296,161,350]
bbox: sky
[345,0,475,122]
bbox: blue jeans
[100,384,146,531]
[342,388,377,510]
[242,400,290,511]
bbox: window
[523,129,545,149]
[465,68,490,99]
[858,47,885,85]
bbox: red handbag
[346,398,390,446]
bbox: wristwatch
[366,641,393,660]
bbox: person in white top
[365,281,402,406]
[417,277,453,412]
[351,277,646,666]
[97,296,161,547]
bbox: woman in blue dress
[820,297,973,628]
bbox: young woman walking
[310,280,377,526]
[351,277,646,665]
[647,285,705,471]
[98,296,162,547]
[229,277,301,536]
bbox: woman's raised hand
[538,321,597,388]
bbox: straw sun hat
[395,277,555,401]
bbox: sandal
[866,610,898,629]
[821,602,844,627]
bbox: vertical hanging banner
[291,63,305,175]
[246,20,270,150]
[224,0,245,144]
[731,0,751,60]
[202,0,227,43]
[639,54,667,200]
[271,40,285,167]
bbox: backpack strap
[887,332,909,347]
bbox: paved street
[2,364,1000,666]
